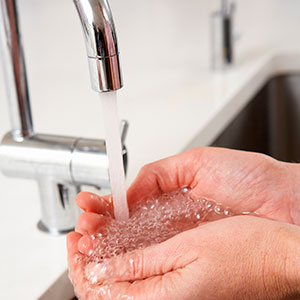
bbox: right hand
[123,147,300,225]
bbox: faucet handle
[120,120,129,145]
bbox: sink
[211,74,300,162]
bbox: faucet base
[0,130,128,235]
[37,220,74,235]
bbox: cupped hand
[126,147,300,224]
[68,215,300,300]
[68,147,300,299]
[75,147,300,225]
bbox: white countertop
[1,0,300,299]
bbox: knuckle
[77,212,88,225]
[140,163,153,175]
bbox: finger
[67,232,177,300]
[67,232,99,300]
[93,278,166,300]
[76,192,113,216]
[75,212,111,235]
[90,281,133,299]
[78,235,94,256]
[67,232,82,258]
[127,149,200,206]
[85,229,200,284]
[67,232,84,271]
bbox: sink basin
[211,74,300,162]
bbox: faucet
[0,0,127,234]
[211,0,236,70]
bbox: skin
[67,147,300,300]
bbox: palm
[67,147,299,299]
[69,216,296,300]
[127,147,295,223]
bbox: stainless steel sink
[211,74,300,162]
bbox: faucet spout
[74,0,123,92]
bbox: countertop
[1,0,300,299]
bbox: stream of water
[100,92,129,221]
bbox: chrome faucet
[74,0,123,92]
[0,0,127,234]
[211,0,236,70]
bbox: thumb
[127,149,199,207]
[85,230,200,284]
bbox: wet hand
[125,147,300,225]
[75,147,300,226]
[68,147,300,299]
[68,216,300,300]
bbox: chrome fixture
[0,0,126,234]
[211,0,236,70]
[74,0,123,92]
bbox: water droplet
[224,208,233,216]
[214,204,224,215]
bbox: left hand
[68,215,300,300]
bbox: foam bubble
[85,190,236,269]
[73,189,250,299]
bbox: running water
[100,92,129,221]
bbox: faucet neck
[0,0,34,140]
